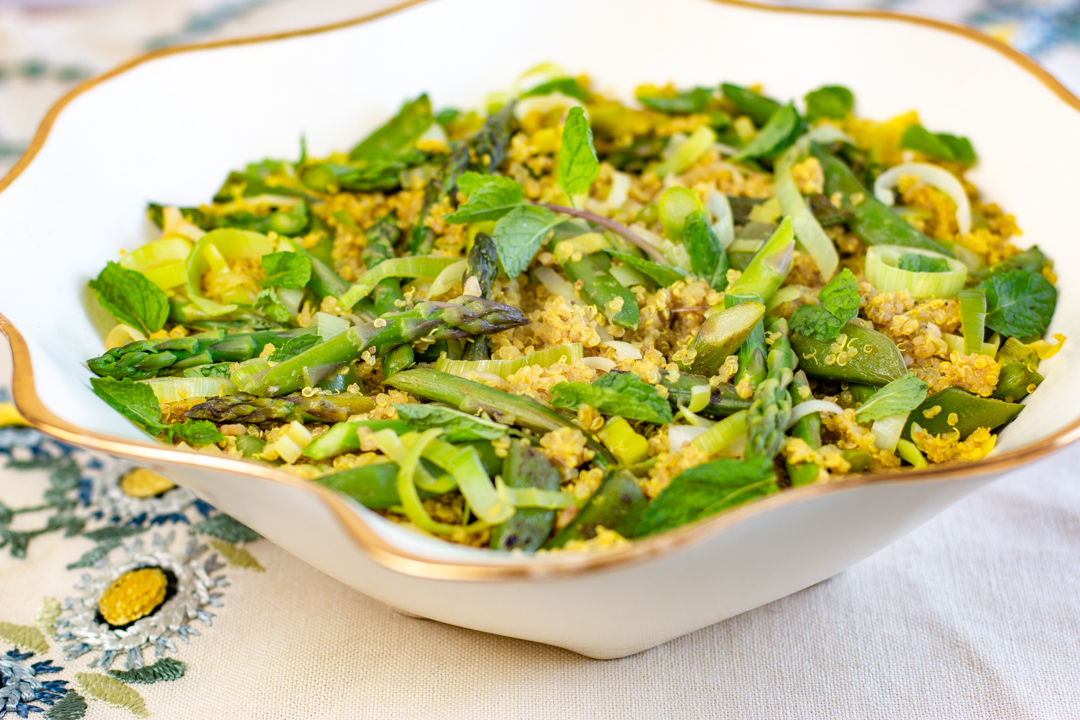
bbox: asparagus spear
[238,298,527,397]
[463,232,499,361]
[363,216,414,375]
[724,218,795,304]
[410,102,516,253]
[185,392,375,425]
[563,253,639,330]
[88,328,316,380]
[785,370,822,487]
[746,317,796,460]
[384,368,613,465]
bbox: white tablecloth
[2,1,1080,718]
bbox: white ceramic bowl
[3,0,1079,659]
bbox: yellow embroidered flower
[97,567,171,627]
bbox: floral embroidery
[0,649,67,718]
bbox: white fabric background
[2,1,1080,718]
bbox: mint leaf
[733,103,800,161]
[683,211,728,290]
[854,373,929,422]
[444,172,525,223]
[393,404,508,442]
[349,94,434,162]
[898,253,950,273]
[254,289,291,323]
[720,83,782,126]
[261,251,311,289]
[819,267,860,325]
[550,371,673,425]
[789,304,846,342]
[637,86,712,114]
[90,377,167,435]
[557,106,600,196]
[634,457,778,537]
[170,420,224,446]
[603,250,688,288]
[979,269,1057,338]
[268,334,320,362]
[491,204,565,279]
[88,262,169,335]
[804,85,853,123]
[900,125,977,166]
[790,268,860,342]
[521,77,589,102]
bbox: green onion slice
[864,245,967,299]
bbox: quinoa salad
[85,67,1064,551]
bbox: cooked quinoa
[85,70,1064,551]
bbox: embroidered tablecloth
[2,1,1080,718]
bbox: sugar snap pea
[563,252,639,330]
[490,441,562,552]
[903,386,1024,440]
[544,470,646,549]
[791,323,906,386]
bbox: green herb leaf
[637,87,713,114]
[434,108,460,130]
[260,251,312,289]
[393,404,508,442]
[819,267,860,324]
[444,172,525,223]
[683,211,728,290]
[602,250,689,288]
[979,269,1057,338]
[789,304,846,343]
[521,77,589,101]
[854,373,929,422]
[804,85,854,123]
[557,106,600,196]
[900,125,977,166]
[89,377,166,435]
[634,457,778,537]
[733,103,801,161]
[88,262,169,335]
[169,420,225,446]
[490,204,565,279]
[349,94,434,162]
[789,268,860,342]
[720,83,782,127]
[254,289,291,323]
[550,371,673,425]
[898,253,950,273]
[268,334,321,362]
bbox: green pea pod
[842,450,872,472]
[490,441,562,552]
[791,323,906,386]
[811,143,954,257]
[992,363,1043,402]
[544,470,646,549]
[563,253,639,330]
[903,386,1023,440]
[720,83,781,126]
[659,373,751,418]
[848,383,878,405]
[315,462,436,509]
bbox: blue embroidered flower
[967,0,1080,57]
[0,649,67,718]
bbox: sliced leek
[419,434,515,525]
[435,343,583,379]
[864,245,967,299]
[138,377,236,403]
[314,312,350,341]
[690,409,748,455]
[120,235,192,289]
[774,140,839,280]
[874,162,972,235]
[495,477,576,510]
[957,289,988,355]
[655,125,716,177]
[339,256,461,309]
[870,412,907,453]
